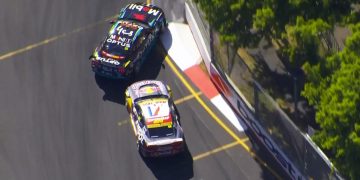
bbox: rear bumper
[140,144,185,157]
[92,66,127,79]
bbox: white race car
[125,80,184,157]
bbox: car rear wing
[146,137,183,146]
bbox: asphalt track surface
[0,0,282,179]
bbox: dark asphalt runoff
[0,0,282,179]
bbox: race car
[89,3,167,79]
[125,80,185,157]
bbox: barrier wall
[185,1,343,179]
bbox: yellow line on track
[193,138,249,161]
[174,92,202,105]
[164,55,282,179]
[0,15,116,61]
[193,141,239,161]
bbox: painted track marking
[174,91,202,104]
[0,16,115,61]
[193,138,249,161]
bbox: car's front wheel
[174,104,181,125]
[137,142,148,158]
[160,20,168,33]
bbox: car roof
[101,21,145,56]
[137,98,170,121]
[136,98,174,137]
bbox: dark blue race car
[89,3,167,79]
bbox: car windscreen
[134,94,168,103]
[148,126,174,138]
[124,19,150,29]
[101,41,127,56]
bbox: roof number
[116,27,134,36]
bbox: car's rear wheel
[125,101,131,113]
[174,104,181,125]
[125,64,133,76]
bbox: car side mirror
[89,55,95,60]
[109,19,116,24]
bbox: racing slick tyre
[160,21,168,33]
[125,101,131,113]
[136,140,140,151]
[137,141,148,158]
[125,63,137,81]
[174,104,181,125]
[88,55,95,61]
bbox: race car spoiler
[146,137,183,146]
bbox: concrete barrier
[185,0,343,179]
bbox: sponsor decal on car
[120,21,140,30]
[96,57,120,65]
[107,34,132,47]
[136,99,172,128]
[116,27,134,36]
[148,105,160,116]
[147,122,172,128]
[128,4,160,16]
